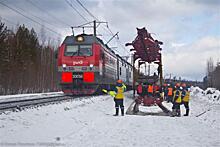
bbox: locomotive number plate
[73,75,83,78]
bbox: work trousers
[172,102,181,117]
[182,101,189,109]
[182,101,189,116]
[167,95,173,102]
[114,98,124,115]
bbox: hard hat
[117,79,122,83]
[181,83,186,87]
[175,83,180,87]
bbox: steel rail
[0,95,74,112]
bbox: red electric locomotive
[57,34,133,95]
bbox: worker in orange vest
[147,83,154,97]
[153,83,160,97]
[167,84,173,103]
[154,84,161,98]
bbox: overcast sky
[0,0,220,81]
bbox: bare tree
[39,24,46,46]
[207,57,214,76]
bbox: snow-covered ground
[0,88,220,147]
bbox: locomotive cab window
[79,45,92,56]
[64,45,92,56]
[65,45,78,56]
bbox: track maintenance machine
[125,27,172,116]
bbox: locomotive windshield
[65,45,92,56]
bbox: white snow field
[0,87,220,147]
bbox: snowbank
[190,86,220,104]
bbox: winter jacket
[137,84,143,94]
[173,89,182,103]
[114,83,125,99]
[183,91,190,102]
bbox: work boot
[113,108,119,116]
[176,109,181,117]
[184,109,189,116]
[170,109,176,117]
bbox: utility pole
[145,63,147,75]
[93,20,96,37]
[71,27,74,36]
[159,59,163,86]
[71,20,107,37]
[132,53,135,98]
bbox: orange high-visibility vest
[168,87,173,96]
[148,85,153,93]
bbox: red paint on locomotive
[61,72,73,83]
[83,72,94,83]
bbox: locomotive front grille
[58,66,99,72]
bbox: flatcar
[57,34,133,95]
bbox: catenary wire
[26,0,72,27]
[0,1,61,37]
[75,0,130,56]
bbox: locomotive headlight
[76,36,84,42]
[89,64,94,70]
[62,64,67,68]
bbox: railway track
[126,100,172,116]
[0,95,76,113]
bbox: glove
[122,84,127,91]
[109,91,116,97]
[102,89,108,93]
[102,89,116,97]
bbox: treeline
[0,21,60,95]
[204,58,220,90]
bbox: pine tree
[0,22,59,95]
